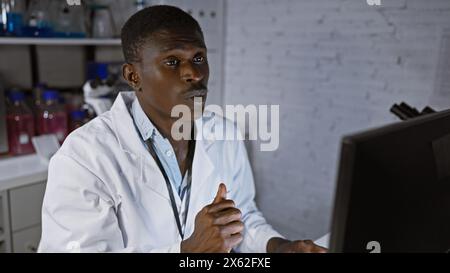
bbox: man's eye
[193,56,205,64]
[165,59,180,66]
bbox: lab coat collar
[110,91,216,201]
[110,91,148,156]
[111,92,216,155]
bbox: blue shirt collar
[131,97,163,142]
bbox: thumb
[213,183,227,204]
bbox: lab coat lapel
[184,118,217,237]
[110,92,171,202]
[191,139,215,196]
[111,92,220,217]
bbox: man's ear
[122,63,142,92]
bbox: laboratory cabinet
[0,154,48,253]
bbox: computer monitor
[329,109,450,253]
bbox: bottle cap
[36,82,47,89]
[9,91,25,102]
[42,90,59,101]
[70,110,86,120]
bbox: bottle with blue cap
[6,89,35,155]
[69,110,87,132]
[4,0,26,37]
[36,89,68,144]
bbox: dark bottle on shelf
[69,110,87,133]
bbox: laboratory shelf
[0,37,121,46]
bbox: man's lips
[183,89,208,100]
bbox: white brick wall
[224,0,450,240]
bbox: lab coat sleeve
[38,153,181,253]
[231,139,285,253]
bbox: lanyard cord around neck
[144,137,196,240]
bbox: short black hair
[121,5,204,63]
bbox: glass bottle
[5,0,26,36]
[69,110,86,132]
[91,5,115,38]
[23,0,52,37]
[6,90,35,155]
[52,1,86,38]
[36,90,68,144]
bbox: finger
[303,240,327,253]
[312,245,328,253]
[207,199,236,213]
[213,207,242,225]
[225,233,243,250]
[213,183,227,204]
[220,221,244,236]
[296,240,326,253]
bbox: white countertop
[0,154,48,191]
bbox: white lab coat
[38,92,283,253]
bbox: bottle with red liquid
[6,91,35,155]
[36,90,68,144]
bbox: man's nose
[180,62,204,83]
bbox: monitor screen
[330,109,450,253]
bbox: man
[38,5,326,253]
